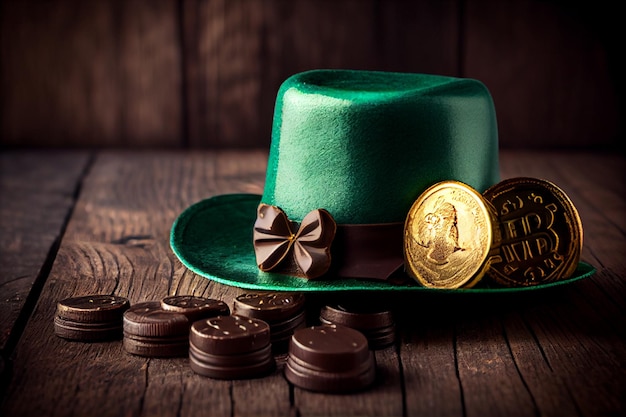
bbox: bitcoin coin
[404,180,498,289]
[483,177,583,287]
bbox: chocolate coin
[122,301,190,357]
[319,301,396,349]
[285,324,376,393]
[54,294,129,341]
[190,314,271,355]
[189,315,274,379]
[233,292,306,352]
[56,294,130,323]
[53,316,123,342]
[233,292,305,322]
[161,295,230,322]
[123,301,189,337]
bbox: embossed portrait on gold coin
[404,181,495,289]
[417,201,464,265]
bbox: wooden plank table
[1,149,624,417]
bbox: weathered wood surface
[1,0,182,147]
[0,150,624,417]
[465,1,621,149]
[2,0,621,149]
[181,0,460,149]
[0,151,90,353]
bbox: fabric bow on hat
[253,204,336,279]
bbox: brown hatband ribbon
[253,203,405,281]
[332,222,405,281]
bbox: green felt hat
[174,69,573,292]
[261,70,500,225]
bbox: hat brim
[170,194,596,293]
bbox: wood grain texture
[0,151,90,353]
[464,0,622,149]
[376,0,460,76]
[0,151,272,417]
[183,0,380,147]
[183,0,460,148]
[0,0,182,147]
[1,150,624,417]
[2,0,621,149]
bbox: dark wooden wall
[1,0,622,149]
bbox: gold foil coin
[404,180,498,289]
[483,177,583,287]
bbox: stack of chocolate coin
[54,294,130,342]
[319,302,396,349]
[189,315,275,379]
[285,324,376,393]
[160,295,230,323]
[123,301,189,357]
[233,292,306,352]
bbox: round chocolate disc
[285,351,376,393]
[318,317,396,350]
[123,334,189,358]
[189,349,275,380]
[267,310,306,334]
[318,302,396,349]
[56,294,130,323]
[189,343,273,367]
[190,315,271,355]
[161,295,230,322]
[319,303,394,330]
[233,292,305,322]
[288,324,370,372]
[123,301,189,337]
[54,316,123,342]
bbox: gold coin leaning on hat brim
[403,180,500,289]
[482,177,583,287]
[403,177,583,289]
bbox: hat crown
[261,69,499,225]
